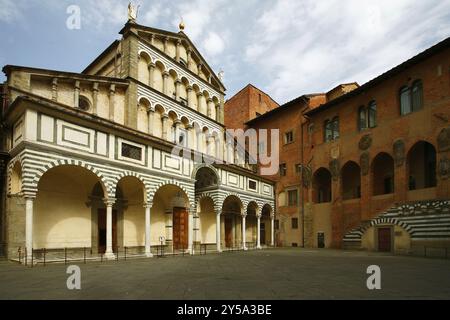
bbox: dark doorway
[378,228,392,252]
[98,209,117,254]
[260,222,266,245]
[317,232,325,248]
[173,207,188,250]
[225,218,233,248]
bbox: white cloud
[202,32,225,57]
[0,0,24,23]
[245,0,450,103]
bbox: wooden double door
[173,207,188,250]
[98,209,117,254]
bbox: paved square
[1,249,449,300]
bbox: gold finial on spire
[179,17,185,31]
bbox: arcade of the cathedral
[0,19,275,262]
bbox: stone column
[187,48,192,70]
[242,214,247,250]
[25,197,34,260]
[165,209,173,251]
[215,104,220,122]
[188,209,194,254]
[197,92,204,113]
[270,215,275,247]
[109,84,116,121]
[51,78,58,101]
[207,98,214,118]
[92,82,99,115]
[175,79,181,101]
[186,124,194,149]
[74,81,80,108]
[147,108,154,136]
[173,119,181,144]
[163,37,169,55]
[148,63,155,88]
[104,198,116,259]
[256,213,262,249]
[176,39,181,62]
[162,71,169,96]
[144,204,153,257]
[216,212,222,252]
[161,113,169,140]
[187,85,193,109]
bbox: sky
[1,0,450,105]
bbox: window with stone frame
[288,189,298,206]
[121,143,142,161]
[284,130,294,144]
[324,117,339,142]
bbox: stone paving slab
[0,249,449,300]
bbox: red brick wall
[224,85,279,130]
[304,47,450,248]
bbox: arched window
[411,80,423,112]
[313,168,332,203]
[407,141,436,190]
[358,106,367,131]
[341,161,361,200]
[368,100,377,128]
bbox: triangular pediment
[121,22,225,92]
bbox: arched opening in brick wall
[372,153,395,196]
[312,167,332,203]
[407,141,437,190]
[341,161,361,200]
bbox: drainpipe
[300,99,310,248]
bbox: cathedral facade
[0,21,275,262]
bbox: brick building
[233,37,450,252]
[303,37,450,252]
[224,84,279,131]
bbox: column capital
[207,97,213,103]
[256,213,262,219]
[147,106,155,113]
[175,78,182,84]
[196,91,203,97]
[241,212,247,218]
[143,203,153,209]
[104,198,116,206]
[24,194,36,201]
[148,62,155,69]
[187,85,193,92]
[162,71,170,77]
[161,113,169,119]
